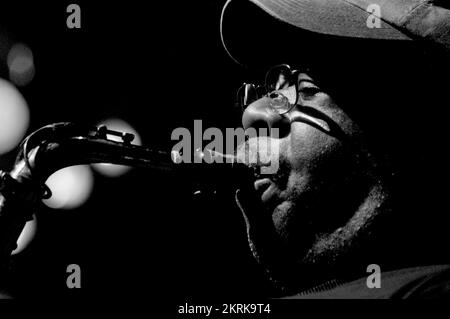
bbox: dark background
[0,0,271,299]
[0,0,449,302]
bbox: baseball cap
[220,0,450,66]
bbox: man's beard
[243,178,390,294]
[235,138,384,293]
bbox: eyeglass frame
[236,64,305,115]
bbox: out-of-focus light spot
[7,43,35,86]
[12,214,37,255]
[43,165,94,210]
[0,78,30,154]
[92,118,141,177]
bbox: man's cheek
[287,128,320,171]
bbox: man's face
[237,71,373,265]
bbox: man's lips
[254,178,277,203]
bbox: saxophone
[0,122,250,271]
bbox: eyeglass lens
[237,65,297,113]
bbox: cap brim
[247,0,413,40]
[220,0,414,68]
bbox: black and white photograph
[0,0,449,310]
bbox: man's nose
[242,97,290,137]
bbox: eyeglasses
[236,64,302,115]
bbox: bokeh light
[12,214,37,255]
[0,78,30,154]
[7,43,35,86]
[92,118,141,177]
[43,165,94,210]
